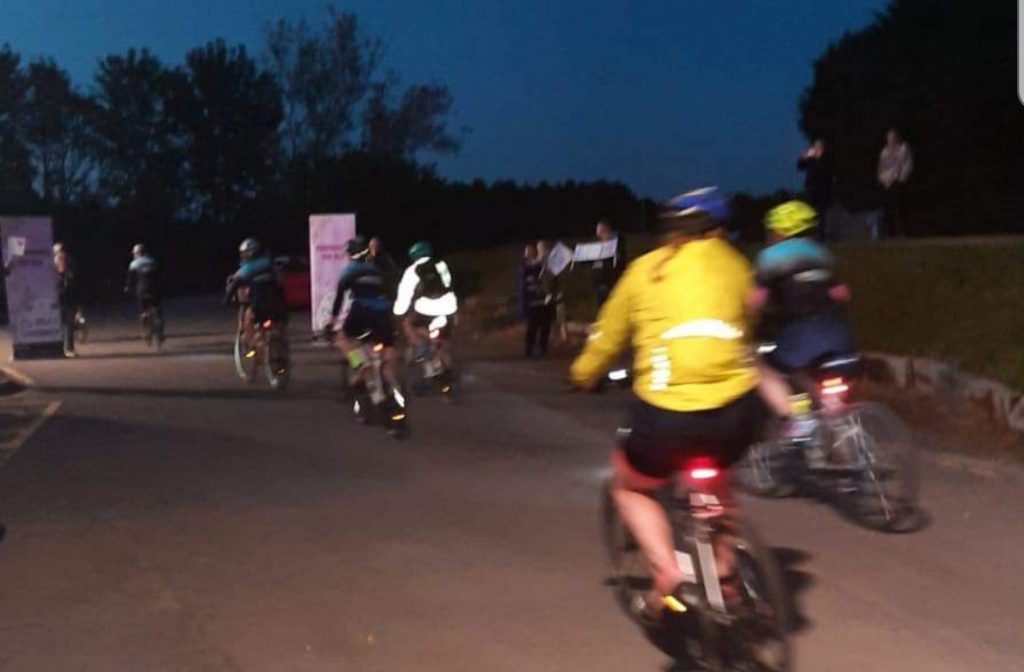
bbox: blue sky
[3,0,888,198]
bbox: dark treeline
[0,8,653,301]
[800,0,1023,235]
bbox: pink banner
[308,213,356,332]
[1,216,62,352]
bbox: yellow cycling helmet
[765,200,818,238]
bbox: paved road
[0,303,1022,671]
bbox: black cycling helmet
[346,235,370,259]
[239,238,261,261]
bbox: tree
[0,44,33,207]
[361,79,460,160]
[799,0,1023,233]
[173,39,283,226]
[91,48,186,216]
[22,59,95,205]
[265,8,382,162]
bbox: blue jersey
[333,260,391,317]
[755,238,837,318]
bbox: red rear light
[262,320,273,329]
[821,377,849,395]
[685,458,720,483]
[689,467,719,481]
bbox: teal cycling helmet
[408,241,433,261]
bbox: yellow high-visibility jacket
[570,237,757,412]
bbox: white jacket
[393,258,458,317]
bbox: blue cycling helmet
[659,186,731,234]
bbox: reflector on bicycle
[821,377,849,395]
[262,320,273,329]
[373,343,384,353]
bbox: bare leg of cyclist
[757,359,792,417]
[240,308,257,355]
[610,450,683,598]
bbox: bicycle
[736,351,920,533]
[332,329,409,439]
[407,322,456,401]
[603,459,791,671]
[138,301,164,349]
[233,305,290,392]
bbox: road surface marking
[0,365,34,388]
[0,400,61,468]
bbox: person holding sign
[591,220,626,313]
[518,242,558,357]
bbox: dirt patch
[859,380,1024,463]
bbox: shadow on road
[72,346,230,361]
[31,385,323,402]
[773,546,816,634]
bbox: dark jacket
[591,234,626,292]
[796,154,834,210]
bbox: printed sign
[545,241,574,276]
[4,236,26,262]
[0,217,62,356]
[573,238,618,263]
[309,213,356,333]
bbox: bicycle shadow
[634,546,816,672]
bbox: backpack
[415,259,448,300]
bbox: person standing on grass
[537,239,567,342]
[877,128,914,237]
[518,243,555,357]
[591,220,626,312]
[796,138,834,239]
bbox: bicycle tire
[264,332,290,392]
[713,518,792,672]
[233,330,258,383]
[735,416,800,498]
[828,402,920,532]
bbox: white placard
[573,238,618,263]
[545,242,573,276]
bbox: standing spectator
[52,242,78,357]
[591,220,626,312]
[518,243,555,357]
[796,138,834,239]
[877,128,914,237]
[537,239,567,342]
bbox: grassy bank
[453,236,1024,391]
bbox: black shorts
[622,390,766,479]
[344,304,395,347]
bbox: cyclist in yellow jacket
[570,187,765,619]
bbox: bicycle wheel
[713,518,792,672]
[264,332,290,392]
[601,483,654,621]
[827,402,920,532]
[233,330,258,383]
[735,417,798,498]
